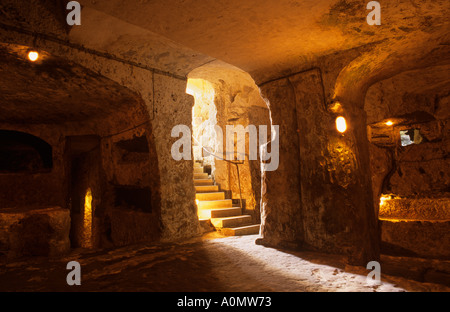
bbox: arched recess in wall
[61,75,162,249]
[0,130,52,173]
[363,64,450,259]
[0,42,162,248]
[334,31,450,211]
[187,60,272,224]
[364,65,450,218]
[333,34,449,259]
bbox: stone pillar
[211,80,271,223]
[258,77,304,249]
[340,102,380,265]
[153,74,200,241]
[258,69,379,265]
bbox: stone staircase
[194,161,260,236]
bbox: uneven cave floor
[0,233,448,292]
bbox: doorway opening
[186,62,271,236]
[67,135,101,249]
[187,78,218,169]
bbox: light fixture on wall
[27,50,39,62]
[385,120,394,126]
[336,116,347,133]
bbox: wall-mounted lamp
[27,51,39,62]
[336,116,347,133]
[385,120,394,126]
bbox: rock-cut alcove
[365,64,450,259]
[0,43,161,258]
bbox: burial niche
[0,130,52,173]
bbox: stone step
[210,207,242,218]
[194,179,214,186]
[198,210,211,220]
[221,224,261,236]
[196,192,225,201]
[211,215,252,228]
[194,167,204,174]
[198,207,241,219]
[194,172,209,179]
[195,185,219,193]
[197,199,232,209]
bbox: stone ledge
[381,219,450,259]
[0,206,70,260]
[379,197,450,220]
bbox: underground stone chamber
[0,0,448,291]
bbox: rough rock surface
[259,67,379,265]
[379,198,450,221]
[381,220,450,259]
[365,64,450,260]
[0,207,70,259]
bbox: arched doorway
[186,61,272,236]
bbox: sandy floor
[202,234,450,292]
[0,233,448,292]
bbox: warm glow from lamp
[336,116,347,133]
[385,121,394,126]
[27,51,39,62]
[83,188,93,248]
